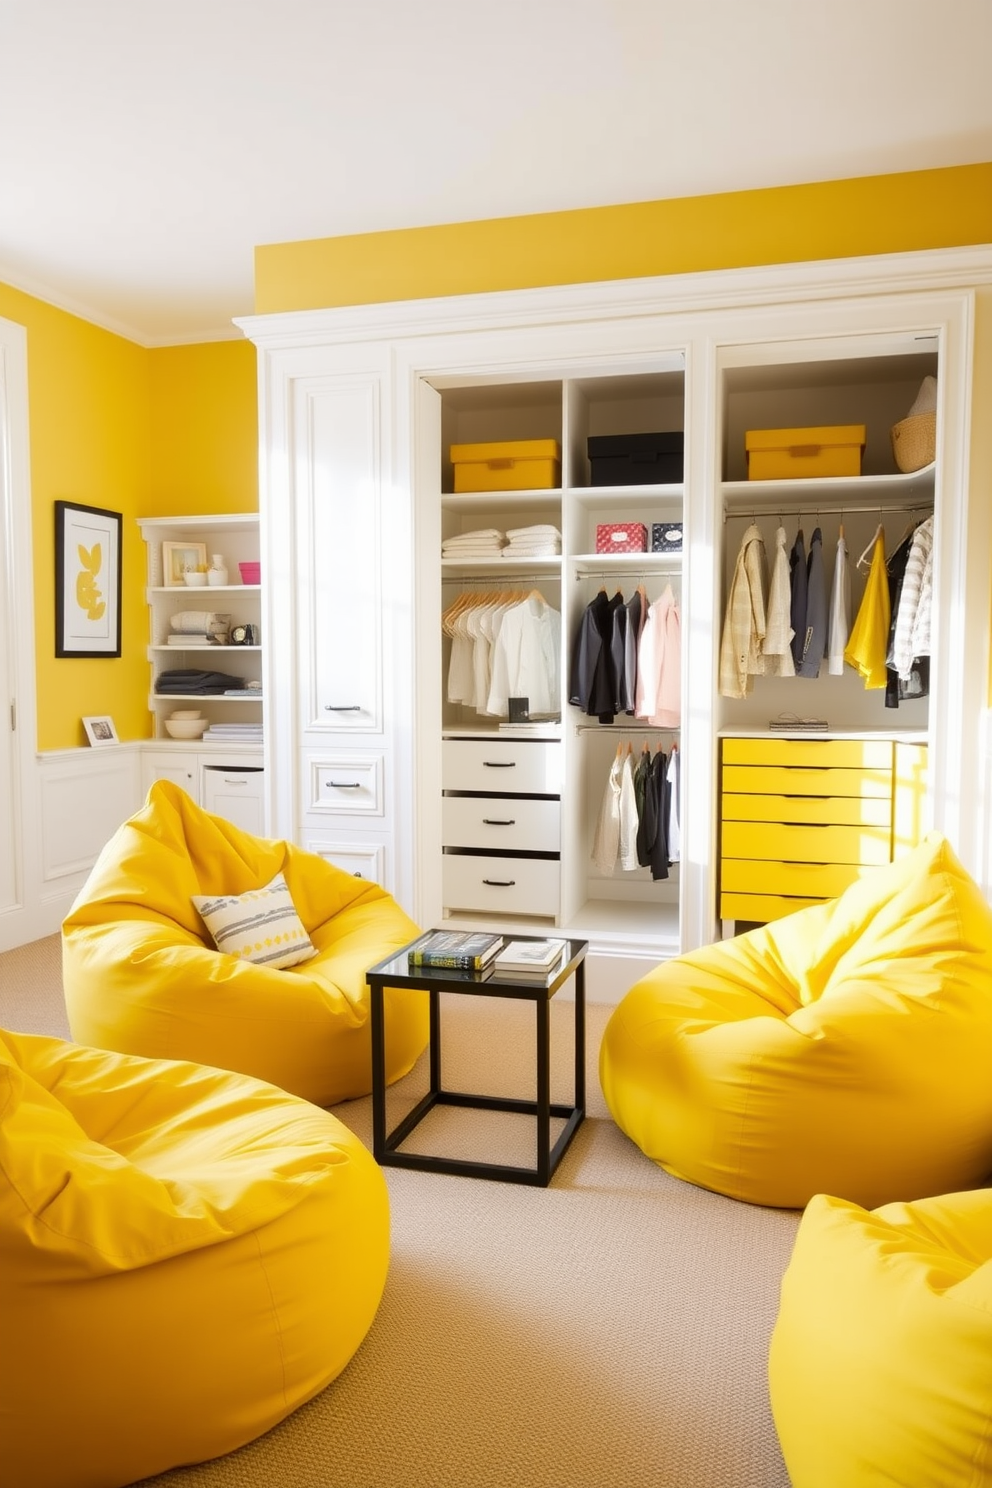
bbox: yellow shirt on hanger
[844,528,891,689]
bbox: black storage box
[651,522,683,554]
[587,431,684,486]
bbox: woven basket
[890,409,936,473]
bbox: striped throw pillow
[193,873,317,969]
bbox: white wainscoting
[32,744,144,941]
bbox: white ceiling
[2,0,991,346]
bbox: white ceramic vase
[207,554,229,586]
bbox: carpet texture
[1,937,796,1488]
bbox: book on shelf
[493,938,567,974]
[407,930,504,971]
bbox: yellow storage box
[745,424,866,480]
[451,439,561,493]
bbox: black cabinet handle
[482,878,516,887]
[482,818,515,825]
[482,760,515,768]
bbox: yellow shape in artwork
[76,543,105,621]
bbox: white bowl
[184,571,208,587]
[164,718,208,740]
[168,709,202,721]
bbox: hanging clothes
[796,526,827,678]
[666,746,681,864]
[635,583,681,728]
[633,743,653,866]
[487,590,561,717]
[623,586,647,715]
[610,597,631,714]
[891,516,934,682]
[883,525,923,708]
[788,527,808,672]
[827,528,850,675]
[639,748,671,881]
[844,528,891,689]
[718,523,767,700]
[590,748,623,873]
[618,747,640,871]
[762,525,796,677]
[569,589,623,722]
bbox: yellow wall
[149,342,257,516]
[256,163,992,313]
[0,283,258,750]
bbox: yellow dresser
[719,735,928,925]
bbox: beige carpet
[1,937,797,1488]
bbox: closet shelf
[721,465,935,515]
[441,557,562,578]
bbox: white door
[0,319,41,950]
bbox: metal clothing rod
[441,574,559,586]
[574,723,681,734]
[723,501,933,523]
[574,571,679,584]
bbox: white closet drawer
[442,796,560,852]
[442,738,562,795]
[442,854,560,916]
[308,753,383,816]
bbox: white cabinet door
[141,750,197,797]
[295,377,383,735]
[201,764,265,835]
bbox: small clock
[230,623,257,646]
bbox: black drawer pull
[324,704,362,711]
[482,818,515,826]
[482,760,516,768]
[482,878,516,887]
[328,781,361,789]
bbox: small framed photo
[162,540,207,587]
[82,715,119,747]
[55,500,123,657]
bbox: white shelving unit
[138,513,264,749]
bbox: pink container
[239,561,261,585]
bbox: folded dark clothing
[156,668,246,695]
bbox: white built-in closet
[238,246,991,991]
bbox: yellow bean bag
[600,833,992,1208]
[0,1027,390,1488]
[769,1188,992,1487]
[62,780,428,1106]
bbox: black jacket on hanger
[569,590,624,722]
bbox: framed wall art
[55,500,123,658]
[162,540,207,587]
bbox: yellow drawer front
[721,765,893,800]
[720,858,871,899]
[721,821,891,865]
[722,793,892,827]
[722,737,894,770]
[720,891,824,923]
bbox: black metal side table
[366,935,587,1187]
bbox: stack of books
[167,631,213,645]
[492,938,567,979]
[406,930,503,971]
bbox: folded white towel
[443,528,505,545]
